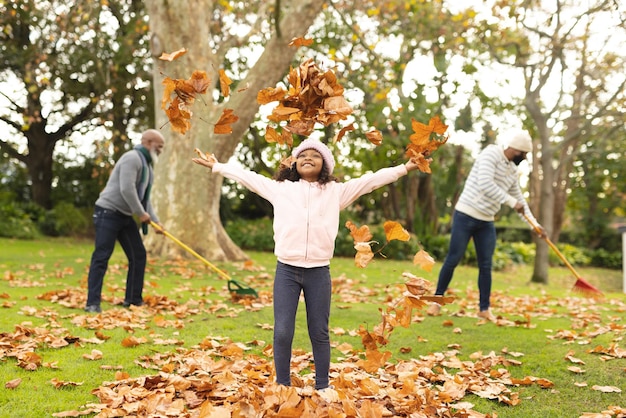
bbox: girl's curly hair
[273,161,338,184]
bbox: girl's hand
[192,148,218,168]
[405,158,421,172]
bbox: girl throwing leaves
[192,139,418,391]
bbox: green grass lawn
[0,237,624,417]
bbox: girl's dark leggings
[273,261,332,390]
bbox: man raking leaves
[429,130,547,321]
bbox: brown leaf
[288,37,314,47]
[159,48,187,61]
[219,69,232,98]
[335,123,356,143]
[365,129,383,146]
[256,87,287,105]
[354,242,374,268]
[5,378,21,389]
[214,109,239,134]
[161,70,210,134]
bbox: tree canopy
[0,0,624,282]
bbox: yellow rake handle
[522,213,583,280]
[149,221,231,281]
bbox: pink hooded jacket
[212,162,408,268]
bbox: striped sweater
[455,144,537,224]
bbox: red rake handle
[522,214,583,280]
[149,221,232,281]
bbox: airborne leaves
[257,58,353,140]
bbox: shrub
[549,243,590,267]
[0,202,39,239]
[225,217,275,252]
[38,202,90,237]
[587,248,622,270]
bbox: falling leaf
[219,69,232,98]
[413,249,435,272]
[365,129,383,146]
[354,242,374,268]
[214,109,239,134]
[404,275,431,296]
[259,58,352,138]
[335,123,356,143]
[161,70,210,134]
[257,87,287,104]
[405,115,449,173]
[383,221,410,242]
[159,48,187,61]
[288,37,314,47]
[345,221,373,243]
[265,126,293,146]
[409,115,448,143]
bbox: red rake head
[572,278,603,298]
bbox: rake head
[572,277,603,298]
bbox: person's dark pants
[86,206,146,307]
[273,261,332,390]
[435,210,496,311]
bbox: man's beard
[149,148,159,165]
[512,155,525,166]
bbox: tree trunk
[144,0,325,261]
[26,129,56,209]
[530,120,552,284]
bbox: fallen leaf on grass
[591,385,621,393]
[5,378,21,389]
[82,349,103,360]
[50,378,83,388]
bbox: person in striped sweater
[428,130,546,321]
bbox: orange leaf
[406,148,433,173]
[288,37,314,47]
[335,123,356,143]
[365,129,383,146]
[265,127,294,147]
[413,249,435,272]
[159,48,187,61]
[214,109,239,134]
[383,221,410,242]
[219,69,232,97]
[257,87,287,105]
[161,70,210,134]
[409,115,448,145]
[346,220,373,242]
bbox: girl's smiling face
[295,149,324,182]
